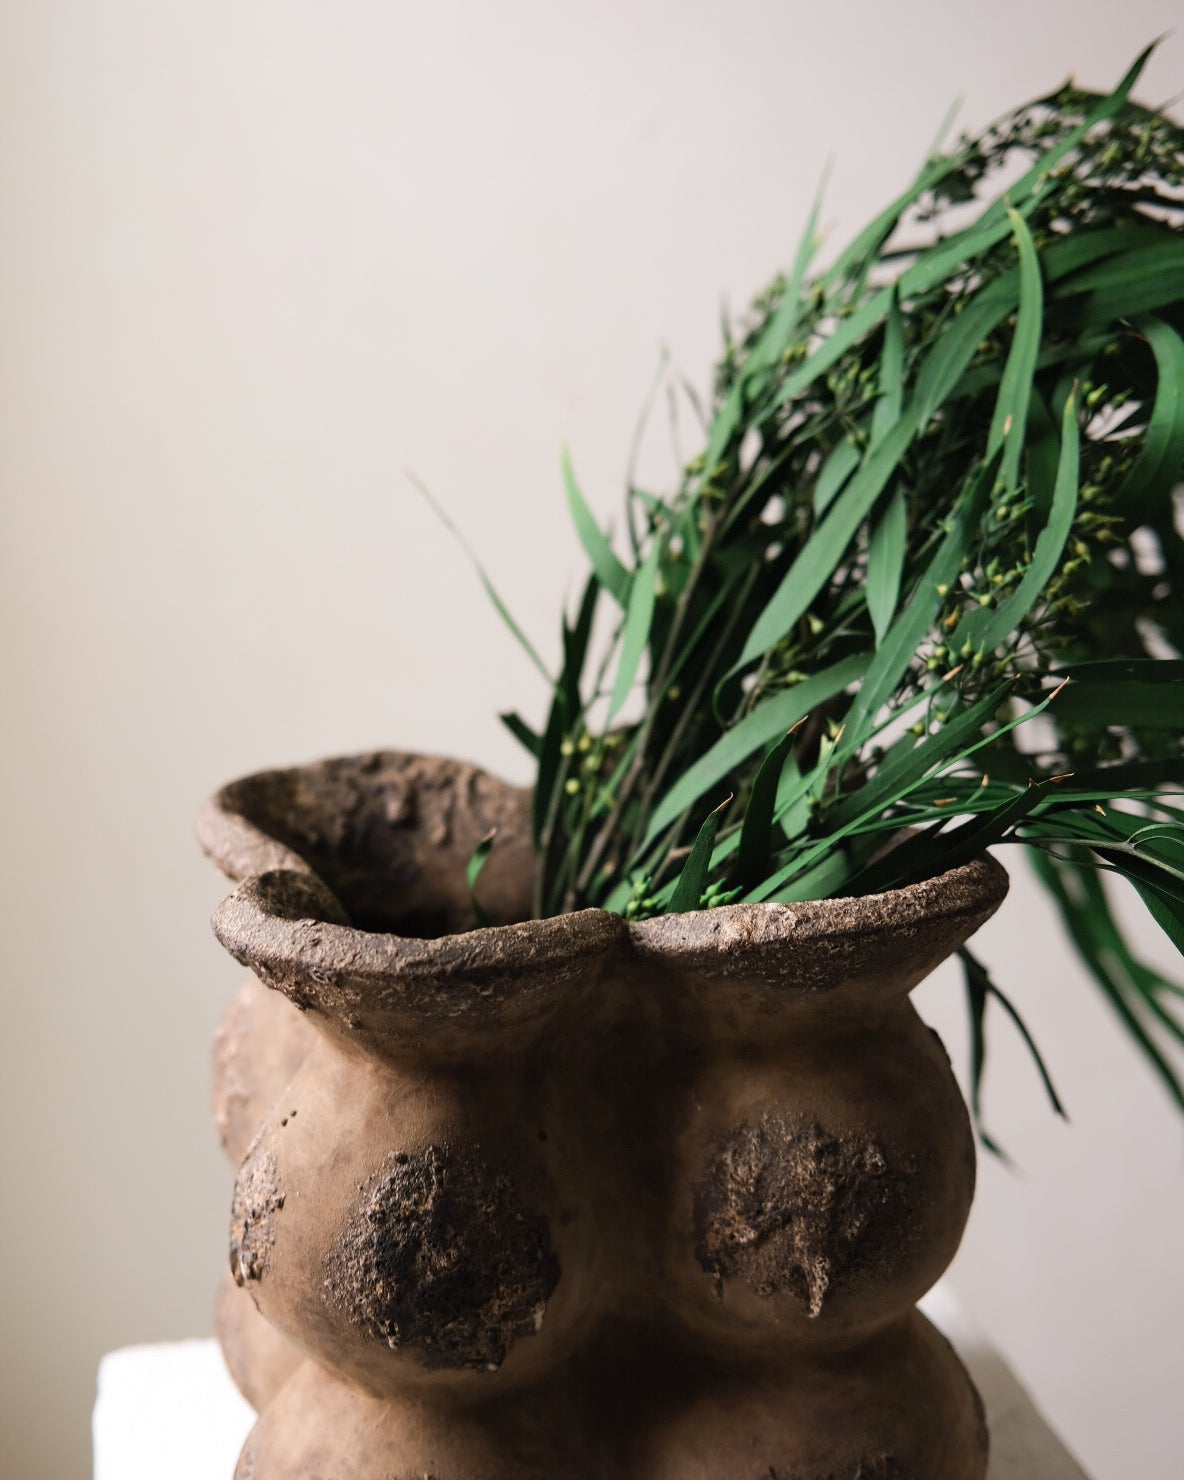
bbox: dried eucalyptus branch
[494,44,1184,1129]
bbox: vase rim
[202,750,1008,1037]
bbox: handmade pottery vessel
[201,750,1006,1479]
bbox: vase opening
[201,751,537,939]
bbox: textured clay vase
[200,750,1008,1479]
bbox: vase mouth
[198,749,537,937]
[201,750,1009,1049]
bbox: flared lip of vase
[198,750,1009,1030]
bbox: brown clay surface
[215,1271,301,1412]
[203,750,1006,1478]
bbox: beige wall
[2,4,1181,1476]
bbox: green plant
[490,46,1184,1135]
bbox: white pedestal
[93,1287,1091,1478]
[93,1338,255,1480]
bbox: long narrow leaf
[1075,271,1184,327]
[866,484,907,645]
[738,410,920,667]
[668,799,729,914]
[852,780,1049,893]
[968,42,1157,236]
[1121,316,1184,513]
[987,208,1043,490]
[870,291,905,448]
[563,448,631,607]
[957,387,1079,654]
[763,846,854,905]
[475,567,553,684]
[699,378,747,484]
[413,474,553,684]
[913,225,1158,428]
[531,694,569,850]
[607,542,661,721]
[1133,881,1184,959]
[1030,850,1184,1112]
[900,195,1039,301]
[771,285,896,413]
[645,652,869,844]
[737,730,800,888]
[839,454,997,750]
[561,574,600,716]
[961,948,1006,1157]
[465,832,496,928]
[828,683,1014,832]
[914,277,1017,427]
[500,711,541,759]
[1051,238,1184,299]
[822,148,959,291]
[1048,660,1184,731]
[813,438,863,517]
[746,168,830,378]
[962,946,1067,1129]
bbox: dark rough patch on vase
[694,1116,915,1316]
[322,1145,560,1371]
[230,1150,284,1286]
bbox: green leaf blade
[645,652,869,844]
[668,799,729,914]
[737,730,800,888]
[866,484,907,646]
[738,410,920,668]
[986,208,1043,490]
[1121,316,1184,513]
[466,832,496,929]
[563,448,631,608]
[956,388,1080,655]
[607,541,661,721]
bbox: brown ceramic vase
[200,750,1007,1480]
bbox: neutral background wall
[2,4,1182,1477]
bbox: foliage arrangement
[489,47,1184,1131]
